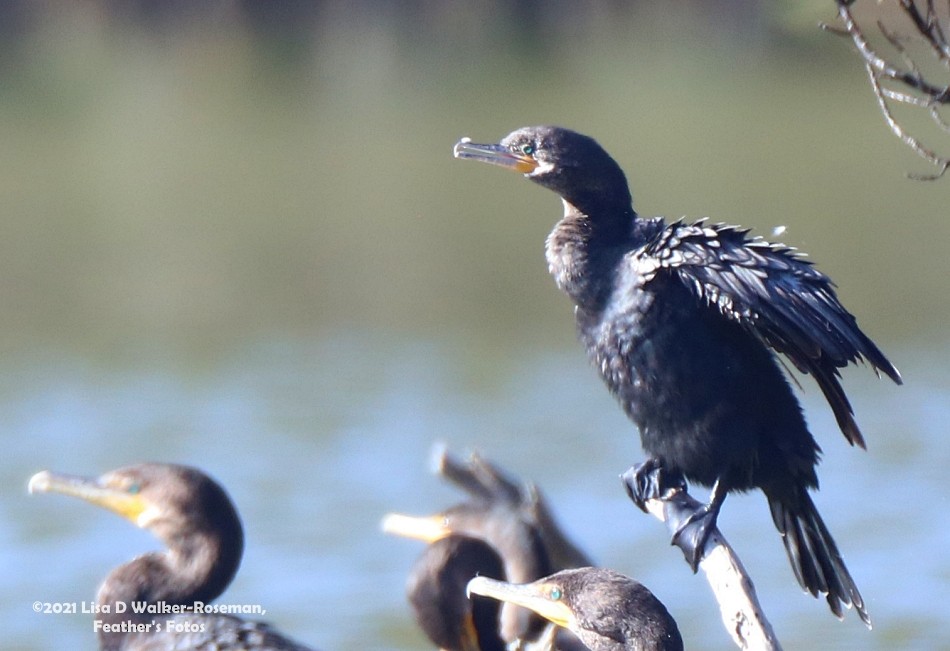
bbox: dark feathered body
[455,125,901,623]
[566,218,822,494]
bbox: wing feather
[640,220,901,448]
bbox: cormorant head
[29,463,244,600]
[454,126,633,216]
[382,500,550,583]
[383,498,553,644]
[31,463,240,543]
[468,567,684,651]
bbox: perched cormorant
[406,535,507,651]
[468,567,683,651]
[383,447,590,647]
[454,126,902,625]
[29,463,314,651]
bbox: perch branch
[622,465,783,651]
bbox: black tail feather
[768,490,870,627]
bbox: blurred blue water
[3,334,947,650]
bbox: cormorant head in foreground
[468,567,683,651]
[454,126,633,217]
[30,463,315,651]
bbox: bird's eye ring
[521,144,535,156]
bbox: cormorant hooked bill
[29,463,315,651]
[454,126,901,625]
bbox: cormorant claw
[621,458,687,513]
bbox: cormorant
[454,126,902,625]
[29,463,315,651]
[468,567,683,651]
[435,446,592,571]
[406,535,507,651]
[383,447,590,646]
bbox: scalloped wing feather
[640,220,901,448]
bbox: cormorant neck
[95,528,242,650]
[472,596,507,651]
[545,199,636,310]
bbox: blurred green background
[3,2,948,650]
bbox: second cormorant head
[454,126,633,216]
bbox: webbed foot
[622,462,727,572]
[669,501,720,572]
[621,458,686,512]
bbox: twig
[827,0,950,177]
[865,60,950,178]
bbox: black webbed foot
[668,478,728,571]
[623,462,727,572]
[669,501,720,572]
[621,458,687,513]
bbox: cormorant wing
[639,219,902,449]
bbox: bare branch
[865,61,950,178]
[828,0,950,177]
[621,465,783,651]
[929,103,950,130]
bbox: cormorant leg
[669,478,728,572]
[621,458,687,513]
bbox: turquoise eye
[522,144,535,156]
[550,587,562,601]
[128,483,141,495]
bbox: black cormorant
[407,535,507,651]
[454,126,902,625]
[29,463,314,651]
[468,567,683,651]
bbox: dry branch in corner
[825,0,950,178]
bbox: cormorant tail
[767,489,870,627]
